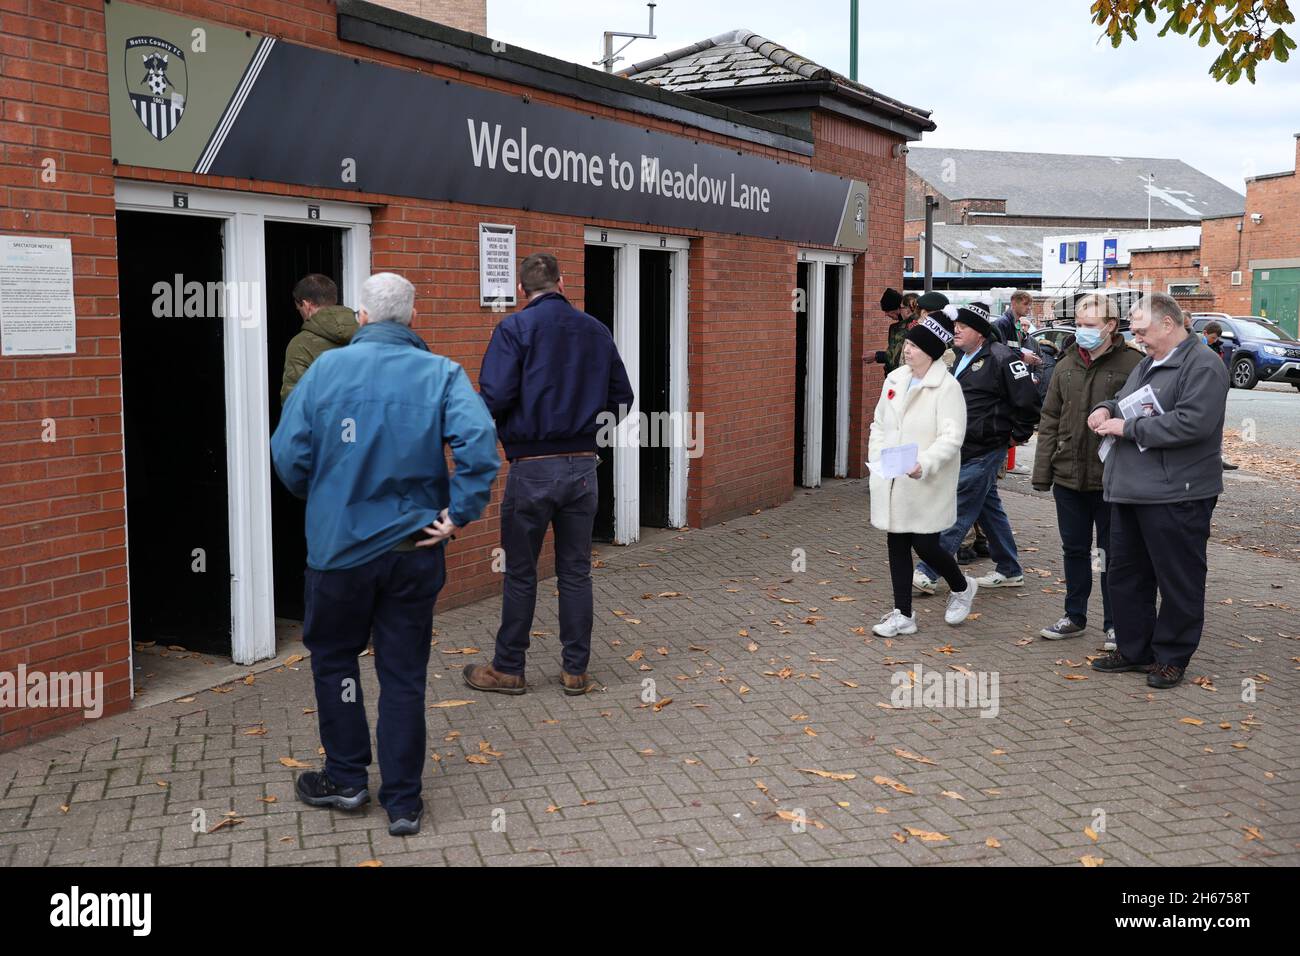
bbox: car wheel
[1232,356,1259,390]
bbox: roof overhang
[677,79,936,142]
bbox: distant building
[906,145,1245,297]
[1106,135,1300,337]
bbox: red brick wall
[0,0,128,749]
[0,0,906,748]
[1200,216,1250,314]
[811,114,906,478]
[1104,247,1202,294]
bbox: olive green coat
[1032,336,1142,493]
[279,305,358,404]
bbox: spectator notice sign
[479,223,516,307]
[0,235,76,356]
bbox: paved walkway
[2,480,1296,866]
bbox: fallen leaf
[243,725,268,736]
[840,680,859,688]
[208,817,243,834]
[283,654,305,667]
[1084,826,1099,842]
[1244,826,1263,842]
[904,826,950,842]
[466,754,491,765]
[940,790,966,801]
[258,795,277,804]
[243,674,256,685]
[175,696,195,703]
[1080,855,1104,867]
[799,768,857,781]
[442,647,480,655]
[545,804,562,813]
[658,591,681,598]
[1180,717,1205,726]
[892,832,907,843]
[653,697,673,712]
[775,810,825,829]
[357,860,383,868]
[985,837,1001,848]
[429,699,475,709]
[278,757,311,769]
[893,748,937,766]
[803,726,818,737]
[872,775,913,795]
[627,649,645,662]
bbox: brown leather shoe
[560,671,598,696]
[462,663,526,695]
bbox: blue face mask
[1075,327,1104,351]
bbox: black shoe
[956,546,977,564]
[295,771,369,811]
[388,802,424,836]
[973,540,990,557]
[1146,663,1186,689]
[1222,460,1239,471]
[1090,651,1153,673]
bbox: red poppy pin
[886,388,896,400]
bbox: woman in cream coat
[868,306,977,636]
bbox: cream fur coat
[867,359,967,534]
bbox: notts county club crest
[125,35,186,141]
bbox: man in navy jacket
[467,252,634,697]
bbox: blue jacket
[271,320,501,571]
[478,291,634,460]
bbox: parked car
[1190,313,1300,390]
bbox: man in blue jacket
[465,252,633,697]
[271,272,500,836]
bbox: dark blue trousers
[1053,485,1114,631]
[1108,498,1216,668]
[302,545,445,818]
[493,454,598,677]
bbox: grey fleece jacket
[1093,334,1229,505]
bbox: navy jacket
[479,291,634,460]
[952,340,1042,461]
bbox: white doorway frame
[583,227,690,544]
[796,250,855,486]
[114,182,371,664]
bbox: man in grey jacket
[1086,293,1229,689]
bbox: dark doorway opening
[821,265,841,478]
[263,221,345,622]
[118,210,231,654]
[583,244,617,542]
[794,261,810,484]
[639,249,671,529]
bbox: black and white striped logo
[920,315,953,344]
[125,36,186,141]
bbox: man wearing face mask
[1031,293,1141,650]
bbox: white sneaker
[912,571,938,594]
[1103,628,1117,652]
[974,570,1024,588]
[873,609,918,637]
[944,576,978,625]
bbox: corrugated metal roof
[924,223,1058,274]
[909,147,1245,221]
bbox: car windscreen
[1232,317,1289,341]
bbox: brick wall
[355,0,486,35]
[0,0,907,749]
[1200,216,1250,314]
[1103,247,1202,294]
[811,114,906,478]
[0,0,128,749]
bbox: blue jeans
[493,454,599,677]
[917,447,1022,581]
[302,545,446,819]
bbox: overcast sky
[485,0,1300,194]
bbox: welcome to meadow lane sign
[106,2,870,250]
